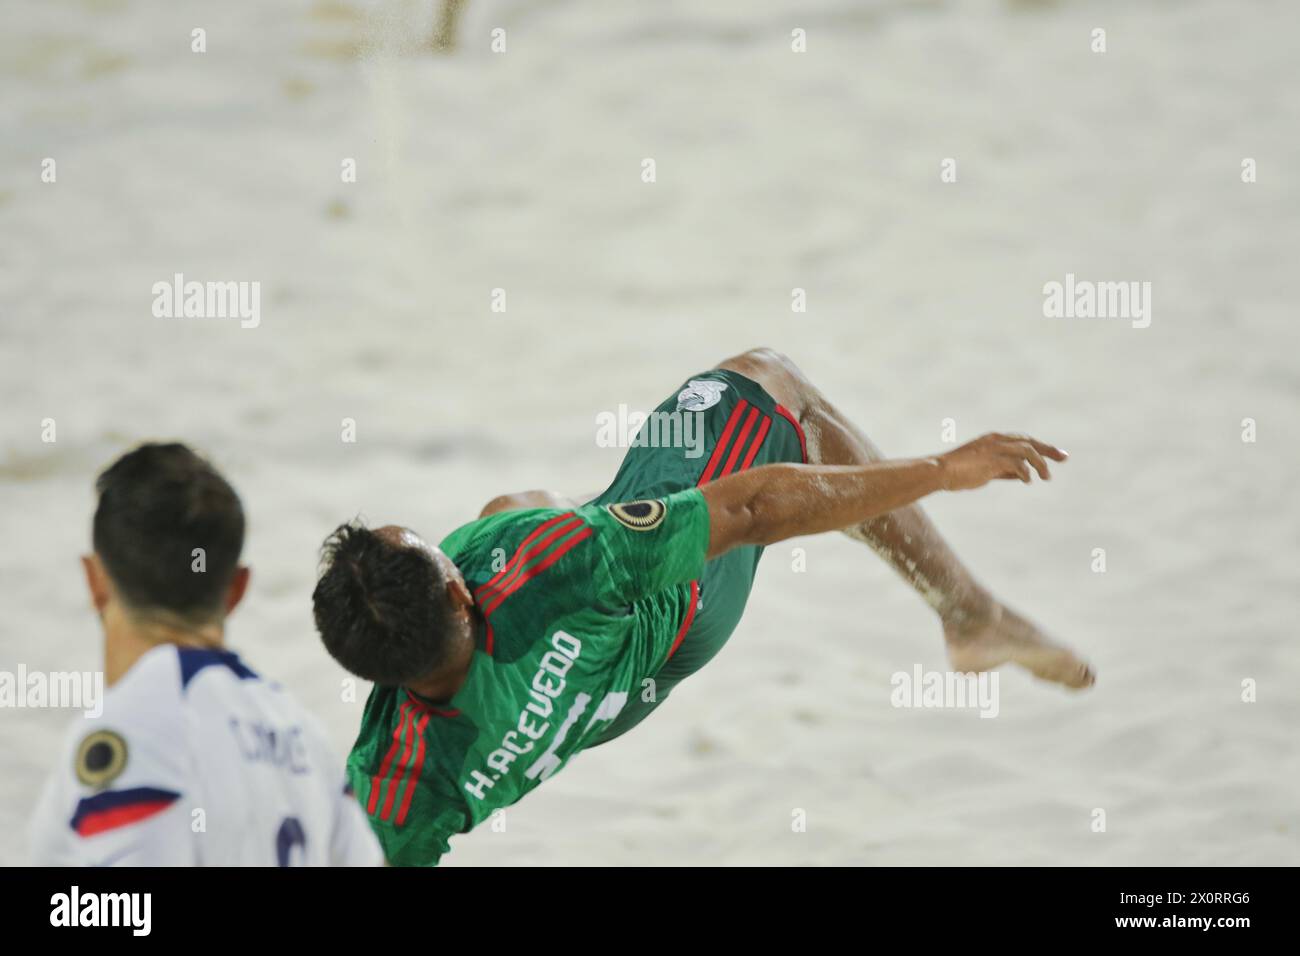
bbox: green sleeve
[577,487,710,605]
[367,787,465,867]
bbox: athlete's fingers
[1026,437,1068,462]
[1018,442,1051,480]
[999,433,1068,462]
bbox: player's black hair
[312,523,455,686]
[92,442,245,621]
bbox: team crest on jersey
[676,379,728,412]
[75,729,128,789]
[607,499,667,531]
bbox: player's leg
[478,490,582,517]
[716,348,1093,688]
[583,364,809,744]
[432,0,468,51]
[717,348,994,623]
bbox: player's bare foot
[944,602,1095,689]
[431,0,466,53]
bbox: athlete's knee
[717,347,813,416]
[725,346,797,372]
[479,489,569,517]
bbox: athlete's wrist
[921,456,949,493]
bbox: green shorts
[589,368,807,742]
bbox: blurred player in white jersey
[30,443,382,866]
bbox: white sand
[1,0,1297,865]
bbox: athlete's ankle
[939,587,1000,636]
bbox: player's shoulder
[439,490,701,561]
[443,491,706,608]
[439,506,563,561]
[171,644,263,696]
[99,642,265,706]
[55,643,270,784]
[38,646,192,849]
[170,645,338,755]
[576,487,709,561]
[55,643,199,762]
[77,643,186,736]
[349,686,471,792]
[168,643,321,728]
[438,507,589,584]
[347,688,467,867]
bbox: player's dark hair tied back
[312,521,453,687]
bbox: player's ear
[224,566,251,615]
[81,554,111,614]
[446,576,473,615]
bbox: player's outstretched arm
[700,433,1067,559]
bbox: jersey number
[276,817,306,867]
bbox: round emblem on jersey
[75,730,128,789]
[607,499,667,531]
[676,378,728,412]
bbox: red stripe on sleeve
[395,714,431,826]
[480,516,585,608]
[738,415,772,472]
[665,580,700,662]
[720,406,761,478]
[368,702,411,816]
[483,526,594,615]
[380,704,420,821]
[75,799,177,838]
[476,512,576,601]
[773,404,808,463]
[697,400,749,485]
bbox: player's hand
[936,433,1067,491]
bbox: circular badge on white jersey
[75,729,128,789]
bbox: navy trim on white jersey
[178,648,258,690]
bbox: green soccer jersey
[346,487,710,866]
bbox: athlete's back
[31,644,381,866]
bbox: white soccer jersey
[30,643,383,866]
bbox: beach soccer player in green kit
[311,348,1096,865]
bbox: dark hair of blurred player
[87,442,247,632]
